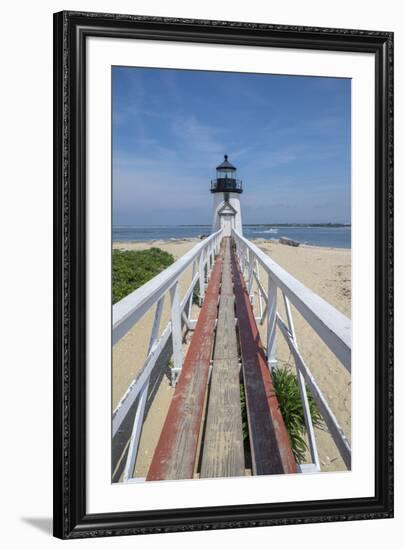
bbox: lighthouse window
[218,169,234,179]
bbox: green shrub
[112,247,174,304]
[272,366,325,463]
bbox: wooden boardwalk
[146,237,296,481]
[200,239,245,478]
[146,251,223,481]
[231,246,297,475]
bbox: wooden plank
[213,244,238,361]
[213,295,238,360]
[146,252,223,481]
[199,359,245,478]
[200,239,244,478]
[231,246,297,476]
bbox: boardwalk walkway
[113,227,352,482]
[200,239,245,478]
[146,249,223,481]
[147,238,295,481]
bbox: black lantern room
[210,155,243,194]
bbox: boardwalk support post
[266,276,277,370]
[282,293,320,470]
[187,260,196,323]
[247,249,254,305]
[170,282,183,386]
[198,250,205,305]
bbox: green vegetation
[112,247,174,304]
[272,366,325,463]
[239,383,249,443]
[239,382,251,466]
[192,282,200,306]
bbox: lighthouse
[211,155,243,237]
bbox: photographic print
[111,67,352,483]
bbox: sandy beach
[112,237,351,478]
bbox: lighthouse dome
[211,154,243,194]
[216,154,236,171]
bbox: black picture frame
[53,10,394,539]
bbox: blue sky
[112,67,351,225]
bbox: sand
[112,237,351,478]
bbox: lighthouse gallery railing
[112,229,223,482]
[232,228,351,471]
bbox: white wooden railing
[112,229,223,482]
[232,228,352,471]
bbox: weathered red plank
[231,246,297,475]
[146,252,223,481]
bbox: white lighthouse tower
[211,155,243,237]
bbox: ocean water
[113,225,351,249]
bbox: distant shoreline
[113,223,351,228]
[113,237,351,252]
[112,225,351,249]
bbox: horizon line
[112,223,352,227]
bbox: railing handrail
[113,229,222,345]
[232,228,351,371]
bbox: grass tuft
[272,366,325,463]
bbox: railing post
[123,296,165,481]
[170,281,183,386]
[198,250,205,305]
[240,243,245,276]
[283,293,320,469]
[241,244,246,278]
[187,260,196,321]
[266,275,277,370]
[208,243,213,278]
[256,259,263,319]
[247,249,254,305]
[237,237,242,271]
